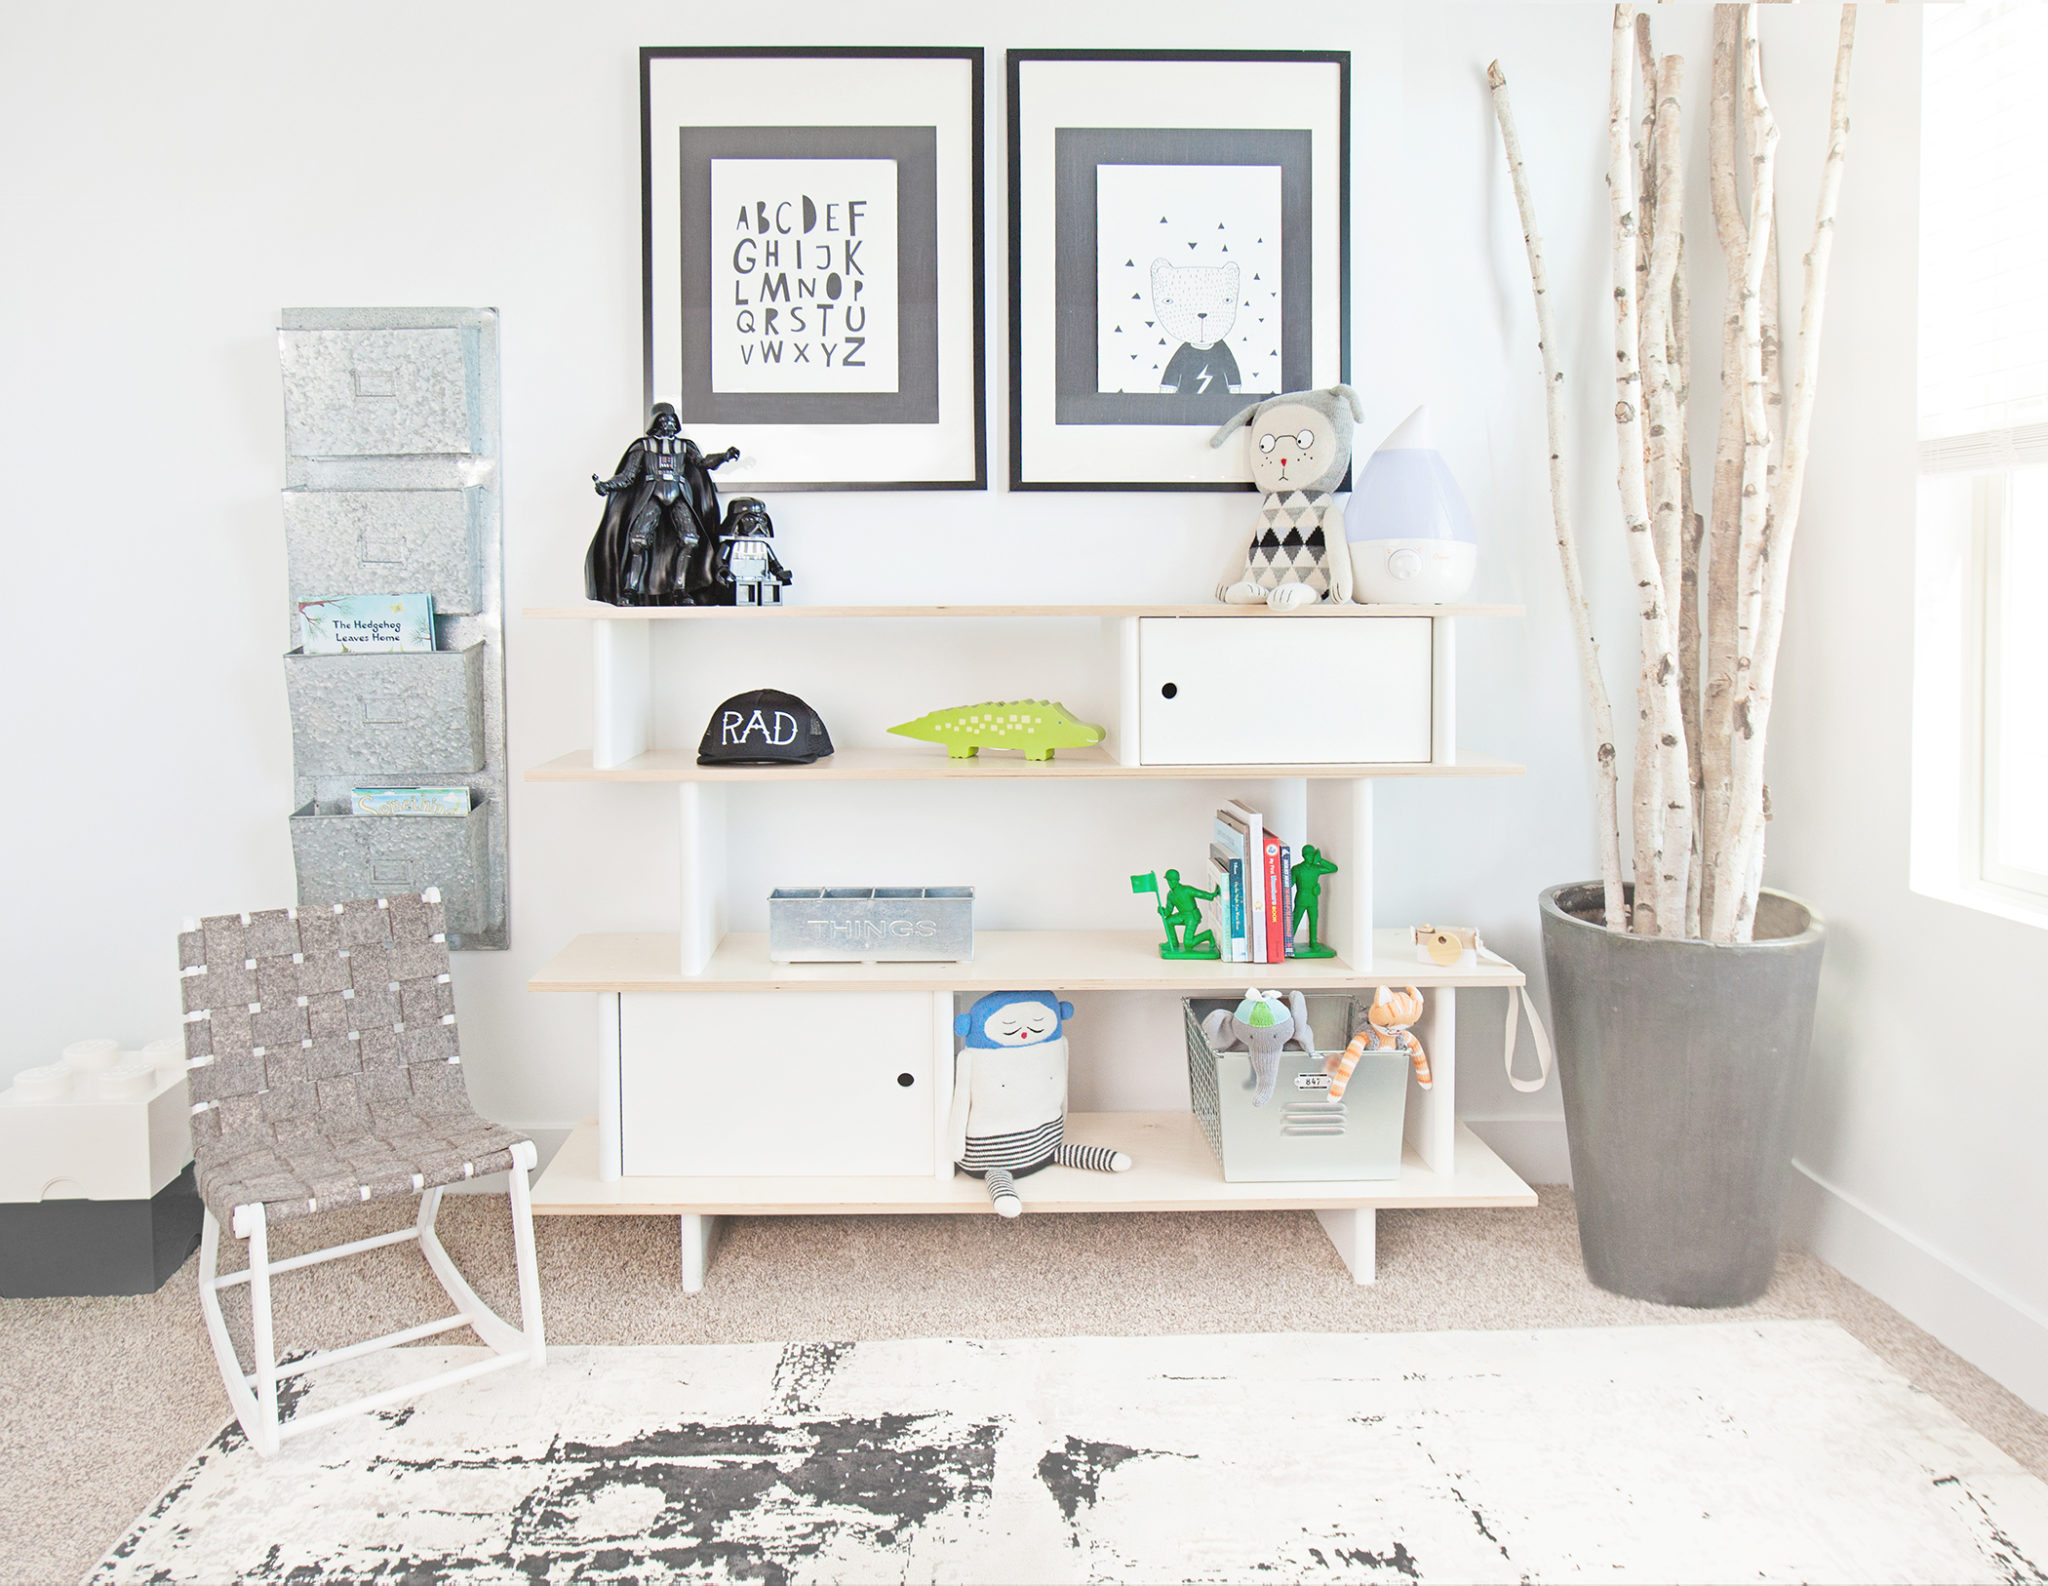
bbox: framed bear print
[642,47,986,491]
[1006,50,1350,491]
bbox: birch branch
[1700,3,1745,936]
[1724,3,1857,938]
[1640,52,1695,933]
[1678,216,1706,938]
[1654,0,1701,942]
[1635,10,1660,398]
[1707,3,1781,940]
[1489,57,1627,928]
[1737,28,1786,693]
[1608,3,1684,936]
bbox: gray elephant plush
[1201,988,1316,1107]
[1209,385,1363,608]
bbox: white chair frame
[196,1138,546,1457]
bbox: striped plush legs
[983,1169,1023,1218]
[1053,1143,1133,1173]
[981,1143,1134,1217]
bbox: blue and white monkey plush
[949,991,1132,1217]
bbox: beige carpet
[5,1188,2045,1586]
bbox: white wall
[12,1,2018,1403]
[0,0,1632,1171]
[1755,19,2048,1412]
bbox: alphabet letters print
[711,158,899,395]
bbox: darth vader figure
[585,404,739,605]
[712,497,793,607]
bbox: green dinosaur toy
[888,699,1106,762]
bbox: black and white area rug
[95,1322,2048,1584]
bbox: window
[1914,0,2048,923]
[1981,471,2048,895]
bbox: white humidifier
[1345,406,1478,604]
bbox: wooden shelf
[526,745,1526,783]
[528,928,1528,995]
[523,601,1522,621]
[530,1112,1537,1217]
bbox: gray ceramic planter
[1538,883,1825,1307]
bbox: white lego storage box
[0,1039,202,1297]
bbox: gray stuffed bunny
[1209,385,1363,608]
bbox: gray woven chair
[178,888,544,1456]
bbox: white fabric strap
[1478,946,1554,1094]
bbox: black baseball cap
[697,689,834,766]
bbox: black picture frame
[1007,49,1352,492]
[641,46,987,492]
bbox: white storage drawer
[620,992,935,1177]
[1137,617,1433,765]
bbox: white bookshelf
[523,602,1535,1291]
[531,1113,1533,1217]
[527,746,1524,783]
[529,928,1527,995]
[524,601,1522,621]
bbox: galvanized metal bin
[1184,995,1408,1182]
[290,797,490,934]
[284,642,486,776]
[279,325,478,456]
[284,488,480,614]
[768,887,974,963]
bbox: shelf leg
[596,993,623,1183]
[593,620,651,770]
[678,1213,722,1295]
[932,990,957,1182]
[1314,1207,1376,1284]
[1406,987,1456,1175]
[1105,616,1141,767]
[1305,778,1374,969]
[678,783,728,976]
[1431,615,1458,766]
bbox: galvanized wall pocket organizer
[278,308,509,948]
[768,887,975,963]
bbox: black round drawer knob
[1160,682,1179,699]
[897,1072,916,1087]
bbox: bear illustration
[1151,259,1242,396]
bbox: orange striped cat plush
[1327,986,1430,1100]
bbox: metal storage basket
[768,887,974,963]
[1184,994,1409,1182]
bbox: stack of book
[1205,798,1303,963]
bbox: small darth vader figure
[713,497,793,607]
[586,404,739,605]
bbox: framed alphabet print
[642,47,986,490]
[1007,50,1350,491]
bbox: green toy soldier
[1132,869,1221,959]
[1161,869,1220,957]
[1290,845,1339,958]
